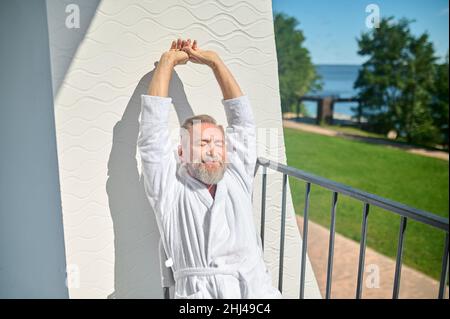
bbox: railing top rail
[256,157,449,232]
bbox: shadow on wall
[106,63,194,298]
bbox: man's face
[179,122,227,185]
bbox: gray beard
[186,161,227,185]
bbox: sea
[303,64,361,119]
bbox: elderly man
[138,38,281,299]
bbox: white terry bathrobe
[138,94,282,299]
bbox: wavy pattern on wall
[47,0,321,298]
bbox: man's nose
[208,143,216,156]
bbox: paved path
[296,216,448,299]
[283,120,449,161]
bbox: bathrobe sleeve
[137,94,177,216]
[223,95,257,194]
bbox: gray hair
[181,114,224,135]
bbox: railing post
[278,174,288,293]
[299,182,311,299]
[260,166,267,251]
[356,203,370,299]
[393,216,408,299]
[325,192,338,299]
[438,233,449,299]
[163,287,170,299]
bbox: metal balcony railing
[254,157,449,299]
[161,157,449,299]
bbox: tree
[274,12,321,114]
[430,54,449,148]
[355,17,442,145]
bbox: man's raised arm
[210,56,244,100]
[138,40,189,212]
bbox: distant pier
[297,95,361,125]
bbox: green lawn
[283,127,449,280]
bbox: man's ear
[178,144,183,157]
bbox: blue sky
[272,0,449,65]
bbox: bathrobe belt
[173,266,250,298]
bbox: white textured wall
[47,0,321,299]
